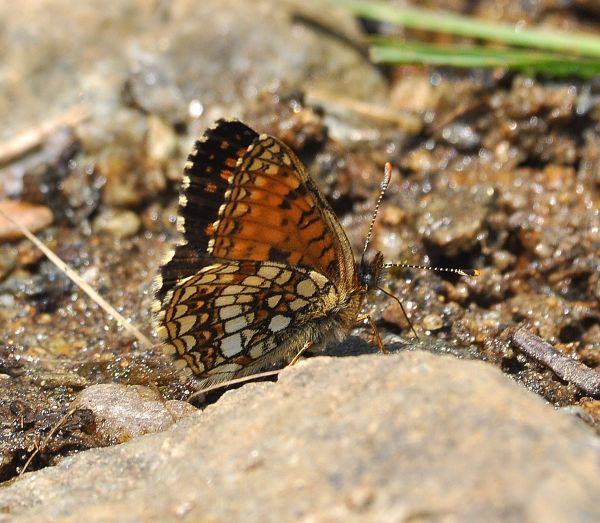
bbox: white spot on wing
[225,316,248,333]
[275,270,292,285]
[310,271,330,289]
[223,285,256,295]
[174,358,191,371]
[242,275,264,287]
[181,335,196,349]
[180,285,197,303]
[297,279,317,297]
[216,264,240,274]
[258,265,280,280]
[268,315,291,333]
[197,273,217,284]
[178,315,196,335]
[289,298,309,311]
[219,305,243,320]
[162,343,176,355]
[173,304,188,319]
[220,334,243,357]
[267,295,282,308]
[215,295,235,307]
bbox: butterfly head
[358,250,385,292]
[357,163,392,293]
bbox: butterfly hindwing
[155,261,339,384]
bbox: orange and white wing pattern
[153,119,365,384]
[155,261,342,385]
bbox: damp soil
[2,0,600,482]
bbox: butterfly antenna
[361,162,393,264]
[383,263,480,278]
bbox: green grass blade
[370,42,600,78]
[326,0,600,58]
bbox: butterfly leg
[289,341,313,366]
[356,313,387,354]
[376,286,419,339]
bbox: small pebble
[381,206,406,226]
[440,122,481,151]
[491,250,516,271]
[73,384,196,445]
[0,201,53,242]
[416,186,493,256]
[146,115,179,163]
[422,313,444,331]
[0,293,15,308]
[28,370,88,389]
[93,209,141,239]
[0,245,18,279]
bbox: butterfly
[151,118,393,386]
[152,119,476,387]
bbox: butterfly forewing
[155,121,258,302]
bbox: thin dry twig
[188,369,283,400]
[0,205,153,349]
[511,327,600,398]
[305,89,423,133]
[0,104,89,167]
[19,406,78,477]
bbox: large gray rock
[0,351,598,522]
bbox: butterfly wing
[155,119,357,302]
[153,119,361,382]
[156,260,343,384]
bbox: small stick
[0,104,89,166]
[19,406,77,477]
[305,89,423,134]
[289,341,313,366]
[188,369,284,400]
[0,206,153,349]
[511,328,600,398]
